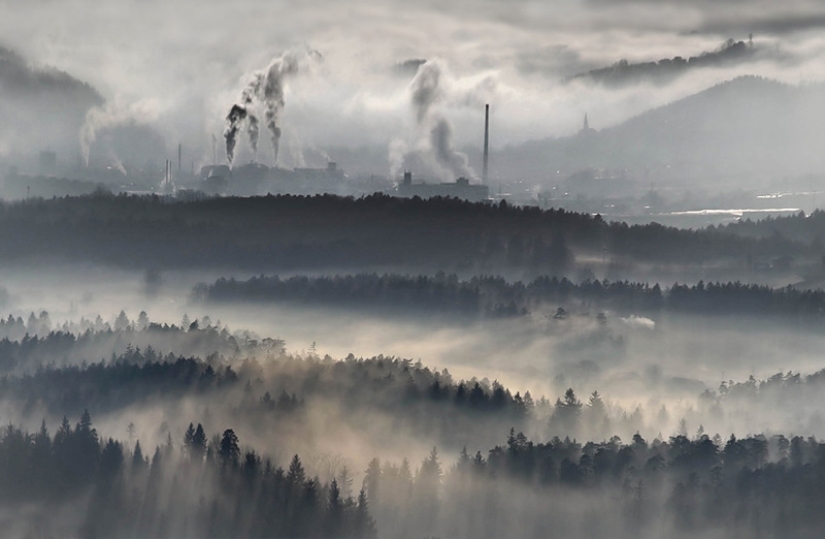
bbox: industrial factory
[198,161,346,196]
[395,172,489,202]
[2,53,495,204]
[392,103,491,202]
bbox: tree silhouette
[218,429,240,468]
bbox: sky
[3,0,825,168]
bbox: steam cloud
[224,48,321,166]
[79,100,160,167]
[411,61,441,125]
[398,60,478,182]
[429,118,474,179]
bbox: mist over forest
[5,0,825,537]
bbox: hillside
[496,76,825,186]
[569,38,758,87]
[0,46,103,158]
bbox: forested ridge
[0,311,823,536]
[0,411,376,538]
[4,405,825,537]
[7,315,825,445]
[366,428,825,538]
[0,193,807,271]
[195,272,825,319]
[0,310,281,374]
[724,208,825,244]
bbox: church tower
[579,113,596,136]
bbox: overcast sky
[3,0,825,166]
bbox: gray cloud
[1,0,825,169]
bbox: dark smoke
[224,104,248,165]
[224,73,263,165]
[247,113,260,156]
[241,75,263,157]
[262,53,299,166]
[223,49,320,166]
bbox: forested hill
[0,46,103,156]
[569,38,756,87]
[0,46,102,102]
[194,273,825,320]
[722,209,825,244]
[496,76,825,181]
[0,193,806,272]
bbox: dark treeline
[15,325,825,462]
[366,428,825,538]
[5,342,825,536]
[5,407,825,538]
[0,311,281,374]
[571,38,755,87]
[0,411,376,538]
[0,345,539,452]
[723,208,825,245]
[10,311,825,453]
[691,369,825,436]
[0,354,239,420]
[195,272,825,319]
[194,273,527,317]
[0,193,805,271]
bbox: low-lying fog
[3,263,825,444]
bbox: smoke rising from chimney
[223,48,321,166]
[411,61,442,125]
[247,114,260,155]
[224,104,248,165]
[483,103,489,183]
[396,60,478,182]
[430,118,474,179]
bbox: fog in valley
[4,0,825,538]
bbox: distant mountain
[0,47,169,173]
[0,45,103,160]
[569,39,758,88]
[0,46,102,102]
[494,76,825,188]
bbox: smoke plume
[430,118,474,179]
[411,61,442,125]
[79,99,160,166]
[397,60,477,182]
[247,113,260,155]
[224,104,248,166]
[223,48,321,166]
[262,53,300,166]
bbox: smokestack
[178,144,182,176]
[483,104,489,183]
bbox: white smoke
[79,99,161,166]
[106,148,127,176]
[388,138,408,179]
[393,59,495,182]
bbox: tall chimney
[483,104,489,183]
[178,144,182,176]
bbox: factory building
[392,104,491,203]
[197,161,346,196]
[395,172,489,202]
